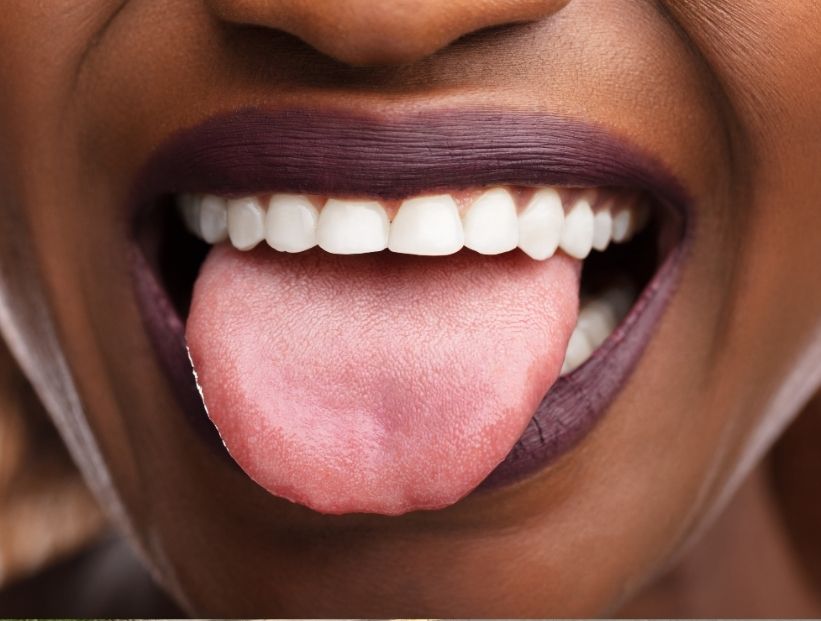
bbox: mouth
[130,108,690,516]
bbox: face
[1,0,820,616]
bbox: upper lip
[130,105,692,495]
[132,107,689,209]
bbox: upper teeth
[178,186,648,260]
[388,194,464,256]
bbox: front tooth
[199,195,228,243]
[227,196,265,251]
[265,194,318,252]
[561,328,594,374]
[559,197,595,259]
[591,206,613,252]
[517,188,564,260]
[388,194,463,256]
[462,187,519,255]
[179,194,202,237]
[317,199,389,254]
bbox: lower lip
[129,108,691,502]
[483,209,687,488]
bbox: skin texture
[0,0,820,616]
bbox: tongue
[186,245,579,515]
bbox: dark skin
[1,0,820,616]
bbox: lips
[130,108,690,515]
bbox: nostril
[204,0,571,67]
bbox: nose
[205,0,570,66]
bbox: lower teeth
[560,284,635,375]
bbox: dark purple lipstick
[134,108,688,202]
[131,107,691,494]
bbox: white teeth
[560,284,636,375]
[265,194,318,253]
[611,198,650,244]
[561,329,594,375]
[517,188,565,260]
[388,194,464,256]
[462,187,519,255]
[591,206,613,252]
[576,301,618,348]
[611,207,634,243]
[181,189,645,380]
[317,199,389,254]
[199,195,228,243]
[559,196,595,259]
[227,197,266,251]
[183,187,650,258]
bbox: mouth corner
[483,189,691,490]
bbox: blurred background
[0,337,178,615]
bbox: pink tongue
[187,245,579,515]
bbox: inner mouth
[128,108,689,516]
[141,184,664,378]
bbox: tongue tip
[210,417,508,517]
[195,345,569,516]
[264,483,467,516]
[187,246,579,515]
